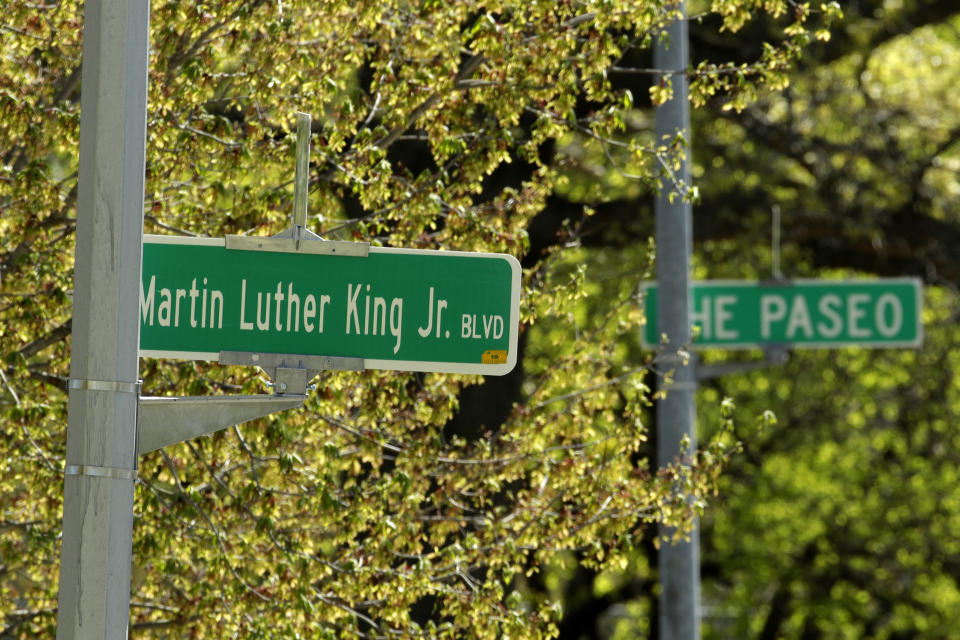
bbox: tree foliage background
[696,3,960,638]
[517,1,960,638]
[7,0,952,638]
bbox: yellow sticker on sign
[482,350,508,364]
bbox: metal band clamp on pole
[64,464,138,482]
[68,378,142,394]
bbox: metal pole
[293,112,310,249]
[56,0,150,638]
[654,3,700,640]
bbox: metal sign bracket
[136,349,365,455]
[136,393,304,455]
[224,112,369,257]
[219,350,366,385]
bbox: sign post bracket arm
[136,351,364,455]
[223,112,370,256]
[137,392,305,455]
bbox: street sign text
[140,236,521,375]
[642,279,922,349]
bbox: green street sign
[642,279,923,349]
[140,235,521,375]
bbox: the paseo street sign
[140,235,521,375]
[642,279,923,349]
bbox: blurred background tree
[0,1,830,638]
[527,1,960,638]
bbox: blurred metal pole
[56,0,150,637]
[654,2,700,640]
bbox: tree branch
[374,53,487,151]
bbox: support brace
[136,351,364,455]
[695,346,789,381]
[137,394,305,455]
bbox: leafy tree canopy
[512,2,960,638]
[696,6,960,638]
[0,0,837,637]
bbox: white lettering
[847,293,870,338]
[786,295,813,339]
[189,278,200,328]
[174,289,186,327]
[208,289,223,329]
[318,294,330,333]
[201,278,208,328]
[390,298,403,353]
[418,287,435,338]
[760,295,787,339]
[816,294,843,338]
[480,314,505,339]
[875,293,903,337]
[373,296,387,335]
[346,283,361,334]
[286,283,300,332]
[714,295,738,340]
[143,275,221,330]
[140,275,155,325]
[240,280,253,330]
[158,288,172,327]
[256,291,270,331]
[273,282,285,331]
[303,294,316,332]
[364,284,371,335]
[435,298,447,338]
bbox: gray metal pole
[654,3,700,640]
[56,0,150,638]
